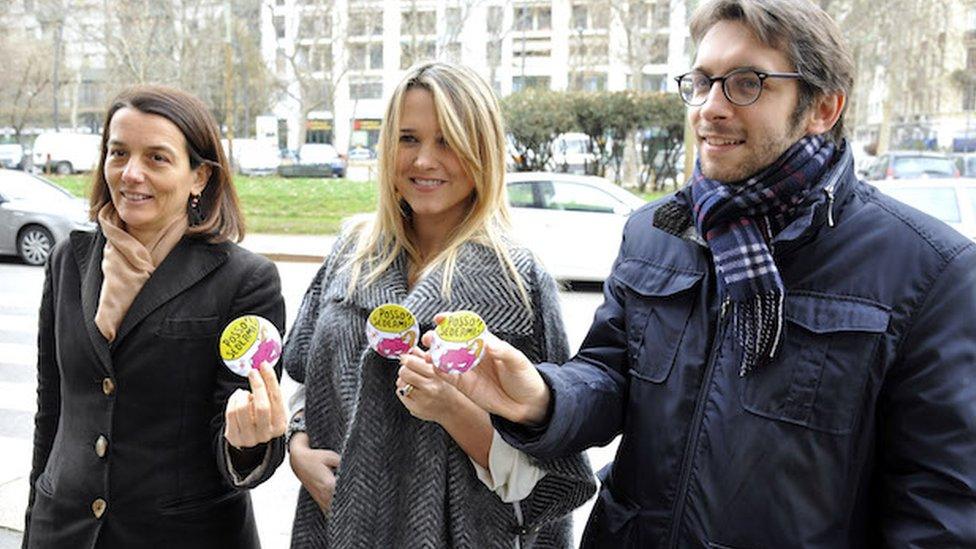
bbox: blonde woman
[283,61,595,548]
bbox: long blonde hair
[346,61,529,306]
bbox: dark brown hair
[90,84,244,242]
[689,0,854,144]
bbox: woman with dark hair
[23,85,287,548]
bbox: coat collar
[72,229,229,369]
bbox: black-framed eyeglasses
[674,68,804,107]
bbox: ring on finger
[397,383,414,397]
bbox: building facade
[261,0,690,153]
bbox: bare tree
[0,30,56,142]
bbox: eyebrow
[690,64,771,75]
[107,139,179,156]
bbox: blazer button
[92,498,107,519]
[102,378,115,396]
[95,435,108,458]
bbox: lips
[120,190,153,202]
[409,178,447,188]
[700,136,745,146]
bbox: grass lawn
[47,173,670,235]
[48,174,379,235]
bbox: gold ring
[398,384,414,397]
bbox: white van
[32,132,102,175]
[551,132,596,175]
[221,138,280,176]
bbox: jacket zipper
[666,296,730,548]
[824,184,836,227]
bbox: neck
[409,210,466,263]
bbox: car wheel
[55,161,73,175]
[18,225,54,266]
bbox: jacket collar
[73,229,229,368]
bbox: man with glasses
[438,0,976,546]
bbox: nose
[412,143,437,170]
[697,80,733,121]
[120,157,146,184]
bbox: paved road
[0,257,616,548]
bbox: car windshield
[892,156,956,178]
[0,172,73,202]
[885,186,961,223]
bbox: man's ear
[804,92,845,136]
[191,164,211,196]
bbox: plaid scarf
[685,135,835,375]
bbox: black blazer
[24,229,286,548]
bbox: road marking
[0,344,35,367]
[0,382,36,414]
[0,315,37,336]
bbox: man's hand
[288,432,341,514]
[426,313,552,425]
[224,363,287,448]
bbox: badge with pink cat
[366,304,420,359]
[430,310,488,374]
[219,315,282,377]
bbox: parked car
[550,132,595,175]
[0,144,26,169]
[0,169,94,265]
[862,151,958,180]
[872,178,976,242]
[31,132,102,174]
[221,138,280,176]
[277,143,347,178]
[506,172,646,281]
[348,146,375,161]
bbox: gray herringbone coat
[284,233,596,548]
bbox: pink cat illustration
[376,331,417,358]
[250,338,282,370]
[437,339,485,373]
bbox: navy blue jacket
[498,145,976,547]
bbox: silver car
[0,169,94,265]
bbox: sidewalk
[240,233,335,263]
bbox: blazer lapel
[75,230,114,374]
[113,238,229,347]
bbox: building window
[591,5,609,29]
[641,73,665,91]
[572,5,587,30]
[348,44,366,70]
[276,47,286,74]
[401,40,436,69]
[967,47,976,70]
[446,7,461,30]
[649,34,668,64]
[488,6,504,34]
[515,6,551,31]
[350,78,383,100]
[630,1,650,29]
[512,75,550,92]
[274,15,286,39]
[445,42,462,63]
[487,39,502,66]
[369,43,383,69]
[653,0,670,28]
[964,85,976,111]
[402,10,436,35]
[349,10,382,36]
[570,72,607,91]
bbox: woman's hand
[424,314,552,425]
[288,432,341,513]
[224,363,288,448]
[395,348,465,424]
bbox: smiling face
[103,107,208,244]
[690,20,812,183]
[394,88,476,234]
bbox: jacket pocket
[613,259,703,383]
[34,471,55,498]
[740,292,890,434]
[157,316,221,339]
[158,488,241,516]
